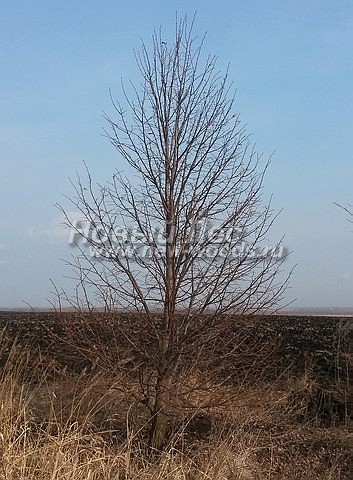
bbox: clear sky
[1,0,352,309]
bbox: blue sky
[0,0,352,308]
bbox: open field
[0,312,351,479]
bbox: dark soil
[0,311,351,382]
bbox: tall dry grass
[0,326,351,479]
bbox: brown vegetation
[0,312,351,478]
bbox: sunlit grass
[0,326,351,479]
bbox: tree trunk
[149,369,171,450]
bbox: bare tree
[57,16,290,450]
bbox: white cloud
[28,211,85,243]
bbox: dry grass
[0,326,351,479]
